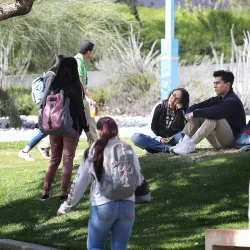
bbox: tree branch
[0,0,36,21]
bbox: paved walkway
[0,239,60,250]
[0,126,148,142]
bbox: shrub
[212,27,250,113]
[175,7,250,64]
[179,27,250,114]
[96,24,160,115]
[0,88,38,116]
[88,87,111,109]
[101,73,160,115]
[136,5,250,64]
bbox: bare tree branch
[0,0,35,21]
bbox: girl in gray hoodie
[58,116,142,250]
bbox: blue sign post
[160,0,179,100]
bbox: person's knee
[63,151,75,163]
[204,119,217,125]
[50,156,62,167]
[131,133,142,145]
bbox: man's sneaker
[38,145,50,159]
[18,150,35,161]
[239,145,250,152]
[172,140,195,155]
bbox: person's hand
[160,138,169,144]
[86,131,94,146]
[176,103,183,110]
[185,112,194,121]
[85,96,97,106]
[57,209,67,216]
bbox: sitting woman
[131,88,190,153]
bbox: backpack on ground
[32,73,45,104]
[38,90,73,135]
[135,179,152,204]
[235,121,250,149]
[100,139,139,200]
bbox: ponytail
[92,117,119,182]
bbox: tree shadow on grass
[130,151,250,249]
[0,164,91,250]
[1,151,250,250]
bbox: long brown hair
[93,117,119,181]
[165,88,190,111]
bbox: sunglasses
[171,93,182,104]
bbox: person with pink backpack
[41,57,93,201]
[57,117,143,250]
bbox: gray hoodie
[58,139,142,214]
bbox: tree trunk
[0,88,21,128]
[115,0,142,26]
[0,0,36,21]
[128,0,142,26]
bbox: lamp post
[160,0,179,100]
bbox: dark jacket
[187,90,246,136]
[151,101,186,138]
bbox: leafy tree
[0,0,131,126]
[0,0,131,72]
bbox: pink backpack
[39,90,73,135]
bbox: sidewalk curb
[0,239,60,250]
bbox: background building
[137,0,227,9]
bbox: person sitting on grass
[172,70,246,155]
[131,88,190,154]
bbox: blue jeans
[87,200,135,250]
[131,132,181,153]
[27,130,47,150]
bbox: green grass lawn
[0,139,249,250]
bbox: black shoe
[42,194,51,201]
[60,194,68,201]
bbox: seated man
[131,88,190,153]
[172,70,246,155]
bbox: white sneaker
[38,145,50,159]
[169,139,184,153]
[172,141,195,155]
[143,149,152,155]
[18,150,35,161]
